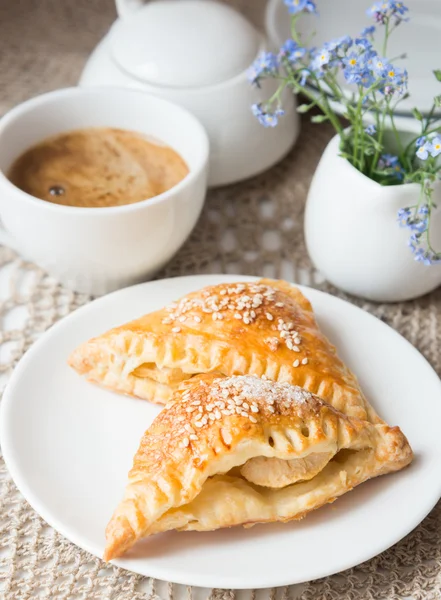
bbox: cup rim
[0,86,209,215]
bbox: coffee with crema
[8,127,189,208]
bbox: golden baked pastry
[69,279,378,422]
[104,375,413,561]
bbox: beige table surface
[0,1,440,599]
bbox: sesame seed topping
[266,312,273,320]
[181,437,189,448]
[302,357,309,365]
[293,359,300,367]
[194,316,201,323]
[172,326,181,333]
[249,415,258,423]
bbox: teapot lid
[110,0,259,88]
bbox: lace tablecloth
[0,1,440,599]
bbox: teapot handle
[115,0,145,18]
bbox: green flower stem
[423,103,437,133]
[382,18,390,57]
[296,72,346,138]
[326,71,346,101]
[290,15,302,45]
[386,103,410,171]
[370,104,388,177]
[266,81,288,107]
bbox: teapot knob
[115,0,145,18]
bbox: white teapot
[80,0,299,186]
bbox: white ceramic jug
[305,134,441,302]
[80,0,299,187]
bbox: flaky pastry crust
[104,375,412,561]
[69,279,379,422]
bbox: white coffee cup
[0,87,209,295]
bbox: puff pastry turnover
[69,279,378,422]
[104,375,413,561]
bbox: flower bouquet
[249,0,441,268]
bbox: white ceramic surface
[80,0,299,187]
[2,274,441,589]
[111,0,259,88]
[304,134,441,302]
[266,0,441,120]
[0,87,208,296]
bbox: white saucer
[266,0,441,121]
[1,274,441,589]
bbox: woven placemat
[0,1,440,599]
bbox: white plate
[1,274,441,589]
[266,0,441,120]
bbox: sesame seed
[266,312,273,321]
[234,313,242,320]
[241,411,249,418]
[181,437,189,448]
[249,415,258,423]
[267,406,275,413]
[294,337,301,345]
[179,316,186,322]
[190,434,198,441]
[243,317,250,325]
[302,357,309,365]
[292,346,300,352]
[191,400,201,406]
[276,302,284,307]
[251,404,259,413]
[194,421,204,428]
[293,359,300,367]
[194,316,201,323]
[172,327,181,333]
[186,406,196,413]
